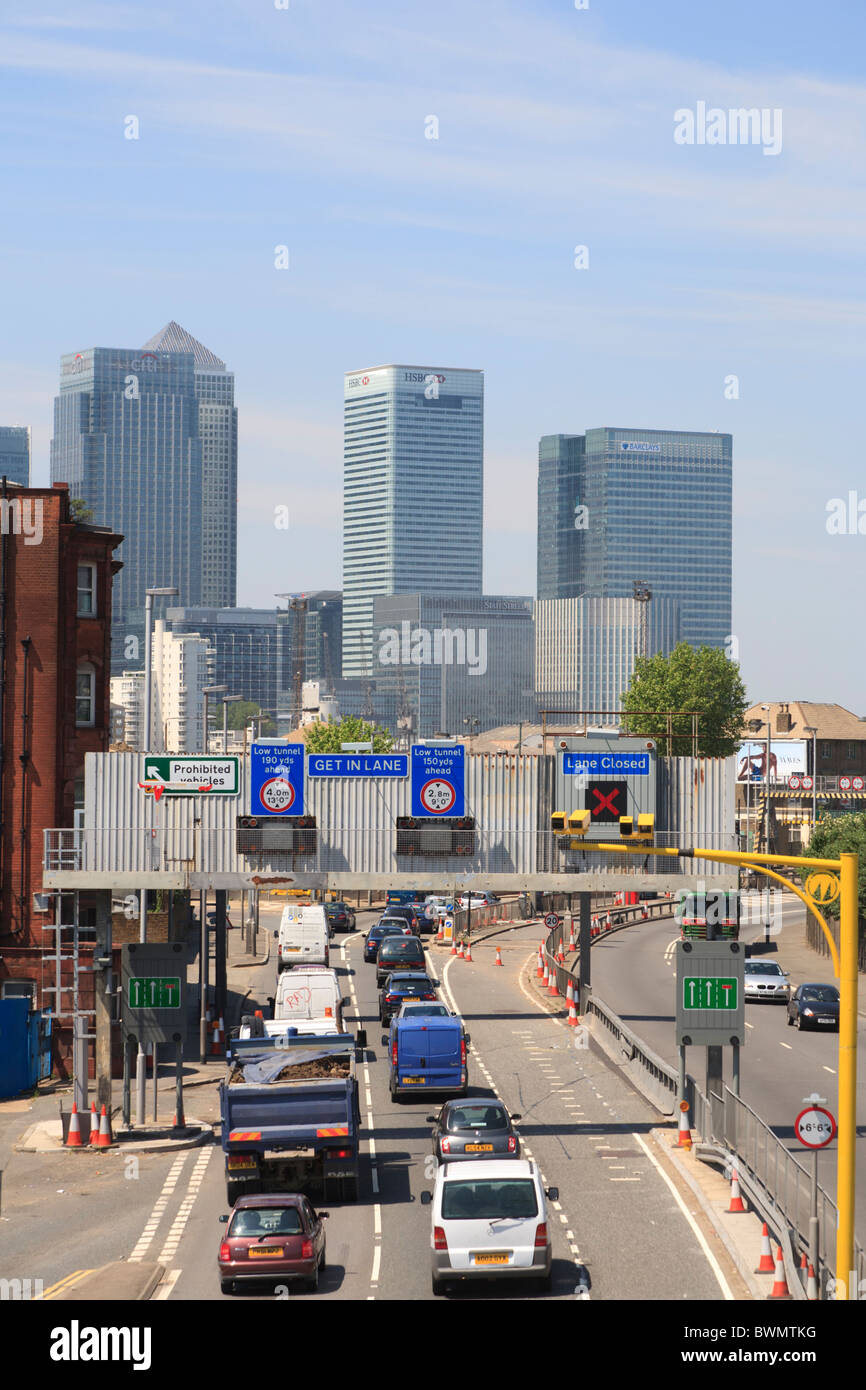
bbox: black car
[363,923,411,964]
[378,971,439,1025]
[376,935,426,986]
[325,901,356,933]
[380,904,423,934]
[427,1099,522,1164]
[787,983,840,1031]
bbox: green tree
[69,497,94,524]
[225,700,276,735]
[620,642,748,757]
[796,812,866,925]
[304,715,393,754]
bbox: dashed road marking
[154,1269,182,1300]
[780,1042,793,1050]
[129,1153,188,1262]
[156,1147,212,1264]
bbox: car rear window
[400,1004,449,1017]
[230,1208,303,1236]
[441,1179,538,1220]
[446,1105,508,1133]
[381,940,423,956]
[746,962,784,976]
[801,986,838,1003]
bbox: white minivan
[421,1159,557,1295]
[276,904,330,971]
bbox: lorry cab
[277,904,330,971]
[384,1015,469,1103]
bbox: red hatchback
[218,1194,328,1294]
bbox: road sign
[139,756,239,797]
[675,940,745,1046]
[120,943,186,1045]
[853,776,865,791]
[545,913,561,928]
[563,751,651,777]
[410,744,465,817]
[788,775,801,790]
[801,775,814,790]
[555,734,656,845]
[805,871,840,905]
[250,743,304,817]
[795,1105,837,1149]
[839,775,852,791]
[307,753,408,778]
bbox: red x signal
[591,786,621,817]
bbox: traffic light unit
[618,813,655,843]
[236,815,318,855]
[396,816,476,857]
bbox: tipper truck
[221,1033,362,1205]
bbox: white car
[421,1159,557,1295]
[744,959,790,1002]
[458,892,498,909]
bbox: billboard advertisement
[736,740,807,783]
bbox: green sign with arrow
[682,976,738,1010]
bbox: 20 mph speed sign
[795,1106,836,1149]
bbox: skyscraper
[141,322,237,609]
[51,324,237,671]
[537,427,732,649]
[342,365,483,678]
[0,426,31,487]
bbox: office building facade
[166,607,284,724]
[535,594,680,720]
[537,427,732,649]
[0,426,31,487]
[342,365,483,678]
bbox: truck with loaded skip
[221,1032,363,1205]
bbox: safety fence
[537,908,864,1300]
[805,913,866,971]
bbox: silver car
[744,959,790,1002]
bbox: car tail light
[423,994,435,1000]
[433,1226,448,1251]
[460,1038,466,1064]
[219,1243,231,1262]
[327,1148,352,1158]
[441,1136,451,1153]
[507,1136,517,1153]
[386,994,398,1002]
[392,1041,398,1065]
[534,1223,548,1248]
[301,1238,313,1258]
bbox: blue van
[386,890,420,907]
[383,1015,469,1103]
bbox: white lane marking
[610,1177,641,1182]
[154,1269,182,1301]
[157,1148,213,1263]
[824,1066,836,1074]
[780,1042,793,1050]
[373,1204,382,1236]
[129,1153,189,1262]
[745,1022,754,1029]
[368,1136,377,1157]
[371,1168,380,1194]
[632,1132,734,1301]
[371,1242,381,1284]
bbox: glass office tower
[342,365,483,678]
[537,427,732,649]
[0,426,31,487]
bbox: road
[588,894,866,1245]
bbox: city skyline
[2,1,864,708]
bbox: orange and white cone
[728,1168,746,1213]
[676,1102,692,1150]
[565,980,579,1025]
[457,940,464,959]
[65,1102,83,1148]
[494,946,503,966]
[218,1016,226,1047]
[465,941,473,963]
[755,1224,775,1273]
[605,912,612,930]
[211,1023,222,1055]
[768,1247,791,1300]
[547,963,559,997]
[96,1104,113,1148]
[536,948,544,978]
[806,1264,818,1301]
[436,922,444,942]
[568,924,576,951]
[88,1101,99,1146]
[541,956,549,988]
[450,937,458,956]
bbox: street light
[202,685,227,754]
[803,725,818,835]
[221,694,244,753]
[463,716,480,747]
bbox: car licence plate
[473,1252,509,1266]
[403,1077,425,1084]
[465,1144,493,1152]
[248,1247,284,1259]
[817,1017,834,1024]
[227,1155,257,1170]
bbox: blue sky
[1,0,864,709]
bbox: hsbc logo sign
[346,374,374,389]
[404,372,445,384]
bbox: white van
[270,966,344,1035]
[421,1160,557,1295]
[276,904,330,971]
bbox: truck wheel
[342,1176,360,1202]
[226,1182,245,1207]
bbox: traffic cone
[457,940,464,959]
[641,906,648,921]
[728,1168,746,1213]
[536,948,544,978]
[96,1104,113,1148]
[547,963,559,997]
[755,1224,775,1273]
[436,923,444,942]
[211,1023,221,1055]
[541,956,549,988]
[568,924,576,951]
[806,1264,818,1301]
[676,1103,692,1150]
[495,946,503,966]
[768,1247,791,1300]
[88,1101,99,1147]
[605,912,612,930]
[218,1016,226,1048]
[450,937,458,956]
[565,980,578,1025]
[65,1103,83,1148]
[465,941,473,962]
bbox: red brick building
[0,482,121,1069]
